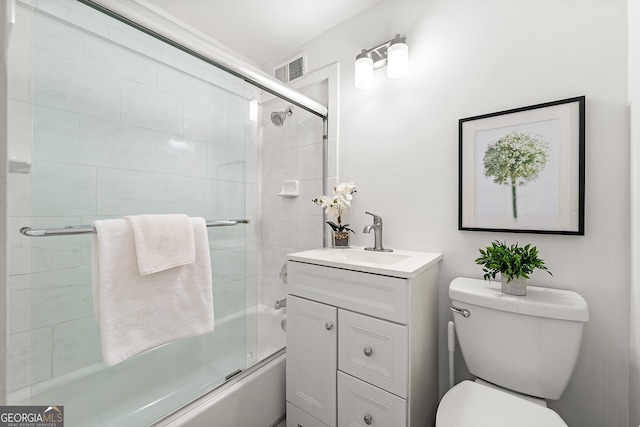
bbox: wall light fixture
[354,34,408,89]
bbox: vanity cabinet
[285,248,442,427]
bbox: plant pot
[500,275,527,296]
[332,231,350,248]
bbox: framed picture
[459,96,585,235]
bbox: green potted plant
[313,182,356,248]
[474,241,552,296]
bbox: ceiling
[143,0,384,66]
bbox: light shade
[354,49,373,89]
[387,35,408,79]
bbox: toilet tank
[449,277,589,400]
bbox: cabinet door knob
[363,347,373,357]
[364,414,373,425]
[325,322,334,330]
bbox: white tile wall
[79,116,155,171]
[34,0,110,37]
[259,98,326,306]
[96,169,166,216]
[7,40,31,103]
[33,106,79,164]
[9,322,57,391]
[32,162,97,216]
[121,80,183,135]
[154,133,210,177]
[257,63,339,307]
[160,50,205,79]
[33,12,84,61]
[299,143,323,181]
[84,34,158,86]
[107,26,162,61]
[30,219,84,273]
[165,176,215,214]
[8,274,31,334]
[31,267,93,329]
[185,99,223,143]
[158,64,213,106]
[34,50,122,122]
[51,317,101,377]
[7,217,32,276]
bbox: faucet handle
[365,211,382,224]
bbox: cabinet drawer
[286,402,329,427]
[338,372,407,427]
[287,261,408,323]
[338,309,408,397]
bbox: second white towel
[126,214,195,275]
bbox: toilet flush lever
[451,306,470,318]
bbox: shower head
[270,107,293,127]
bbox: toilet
[436,277,589,427]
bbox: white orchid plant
[313,182,357,234]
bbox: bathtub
[154,351,286,427]
[16,304,286,427]
[152,304,287,427]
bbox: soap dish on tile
[277,180,299,197]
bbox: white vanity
[285,247,442,427]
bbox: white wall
[266,0,631,425]
[629,0,640,424]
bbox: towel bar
[20,219,250,237]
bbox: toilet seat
[436,380,568,427]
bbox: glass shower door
[21,1,258,425]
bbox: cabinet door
[286,295,337,427]
[287,402,329,427]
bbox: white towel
[91,217,214,367]
[126,214,195,275]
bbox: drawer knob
[363,347,373,357]
[325,322,334,330]
[364,414,373,425]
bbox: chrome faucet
[363,211,393,252]
[274,298,287,310]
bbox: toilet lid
[436,381,568,427]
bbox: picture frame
[458,96,585,235]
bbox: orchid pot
[332,231,350,248]
[313,182,356,249]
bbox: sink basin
[287,246,442,278]
[330,250,410,265]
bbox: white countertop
[287,246,443,278]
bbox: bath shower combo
[8,1,327,426]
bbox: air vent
[273,53,307,84]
